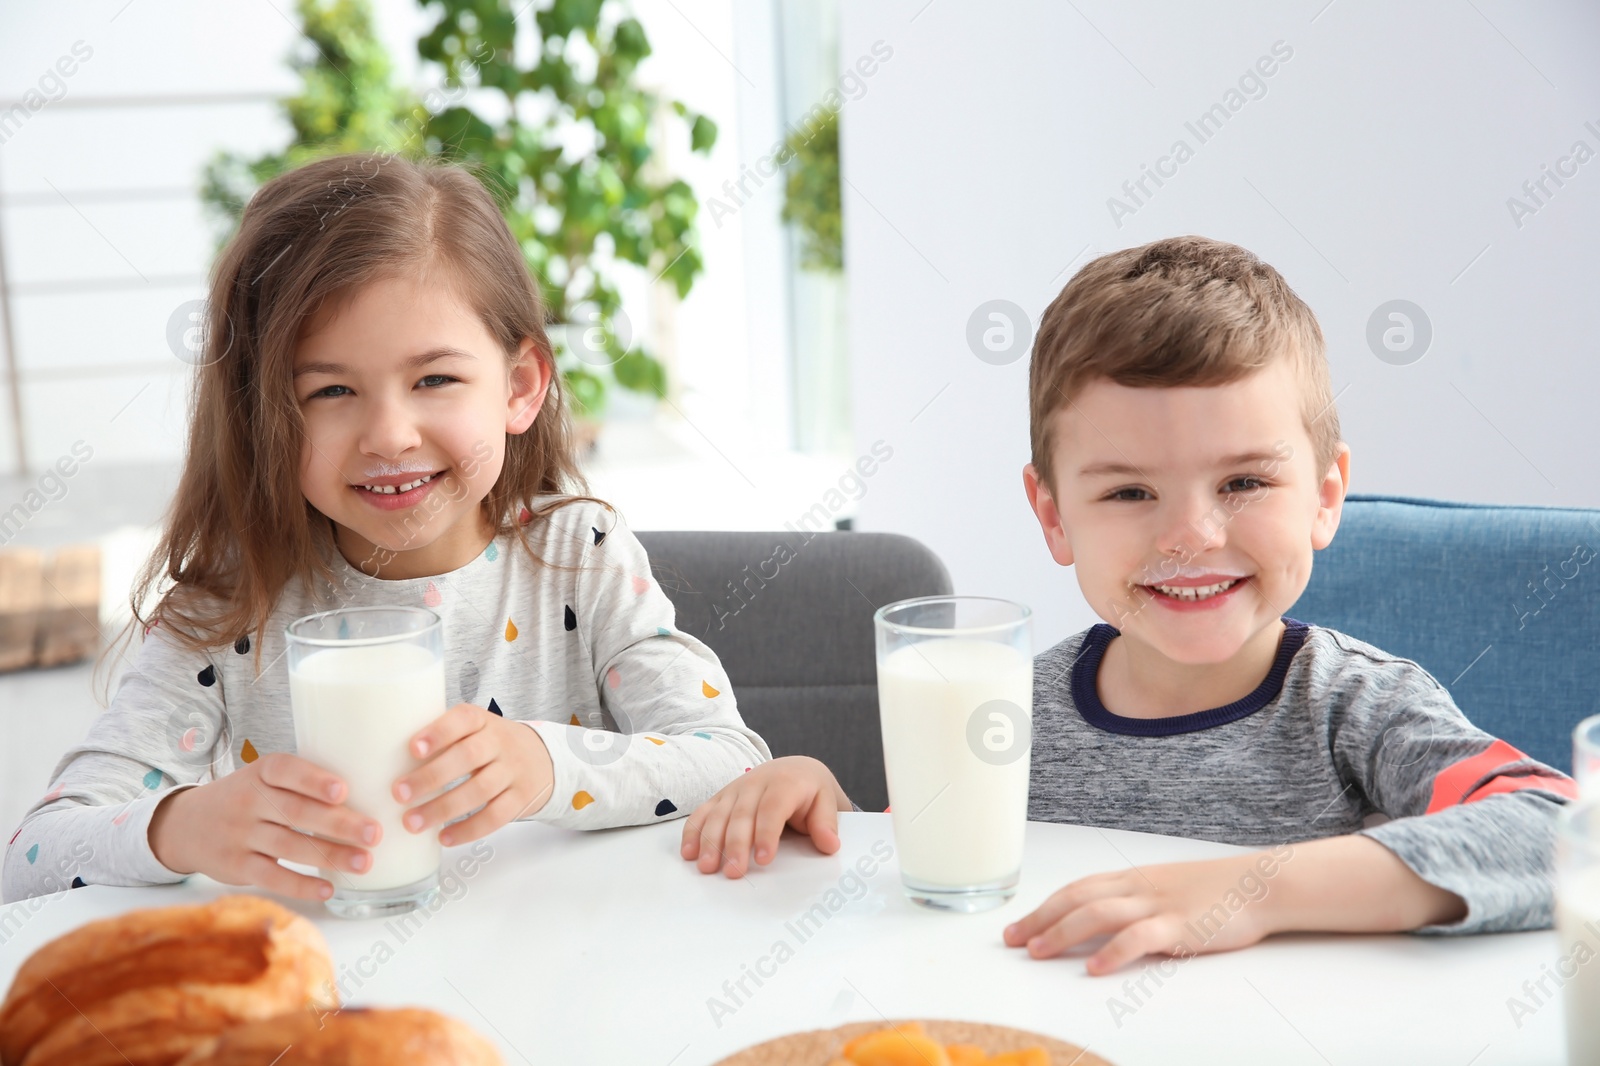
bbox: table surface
[0,813,1570,1065]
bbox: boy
[681,236,1578,977]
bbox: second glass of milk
[874,596,1032,913]
[286,605,445,919]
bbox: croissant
[0,895,337,1066]
[173,1006,505,1065]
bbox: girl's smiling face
[293,274,548,579]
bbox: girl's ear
[507,337,551,435]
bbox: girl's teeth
[1151,578,1241,602]
[362,474,433,494]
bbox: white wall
[840,0,1600,649]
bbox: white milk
[290,642,445,890]
[878,638,1032,888]
[1558,863,1600,1064]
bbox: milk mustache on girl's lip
[353,462,442,494]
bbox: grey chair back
[635,531,953,812]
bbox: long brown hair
[123,153,598,666]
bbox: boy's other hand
[147,752,379,902]
[680,756,853,878]
[1003,851,1282,975]
[392,703,556,845]
[1005,835,1466,974]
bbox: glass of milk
[286,605,446,919]
[1557,801,1600,1064]
[1575,716,1600,799]
[874,596,1032,913]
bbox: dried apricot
[837,1023,1049,1066]
[842,1023,952,1066]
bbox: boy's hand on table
[393,703,555,846]
[1004,835,1468,975]
[680,756,853,878]
[1003,850,1289,975]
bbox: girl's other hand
[147,752,379,902]
[680,755,852,878]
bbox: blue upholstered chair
[1291,495,1600,773]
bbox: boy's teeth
[1151,578,1241,602]
[361,474,433,494]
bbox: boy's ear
[506,336,552,435]
[1310,443,1352,550]
[1023,463,1075,567]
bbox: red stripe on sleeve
[1425,738,1579,814]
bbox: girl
[2,154,842,904]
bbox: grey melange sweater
[3,499,771,903]
[1028,619,1579,934]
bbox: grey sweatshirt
[3,499,771,903]
[1028,619,1579,934]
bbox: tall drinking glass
[1575,716,1600,799]
[286,606,445,919]
[1556,801,1600,1064]
[874,596,1032,913]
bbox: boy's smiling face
[1025,359,1350,670]
[293,274,548,579]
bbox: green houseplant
[201,0,718,424]
[200,0,425,214]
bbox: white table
[0,813,1570,1064]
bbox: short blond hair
[1029,235,1339,491]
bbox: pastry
[0,895,336,1066]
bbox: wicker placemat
[713,1018,1113,1065]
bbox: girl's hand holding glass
[393,702,556,846]
[147,752,379,902]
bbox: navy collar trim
[1070,618,1311,737]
